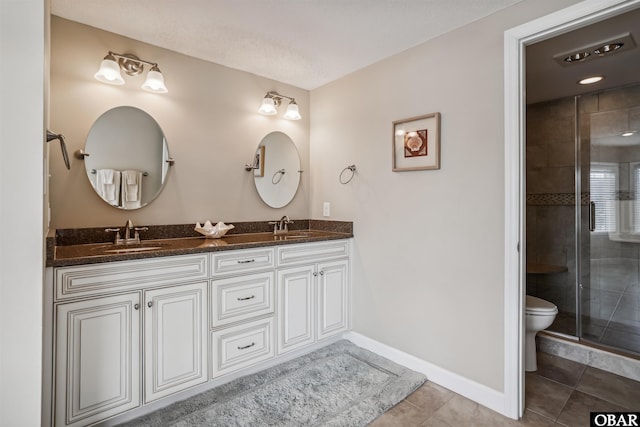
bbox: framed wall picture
[392,112,441,172]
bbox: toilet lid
[526,295,558,313]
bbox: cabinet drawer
[210,317,274,378]
[210,248,275,276]
[211,272,274,327]
[55,254,208,301]
[277,240,349,266]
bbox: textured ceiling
[51,0,524,90]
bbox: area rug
[120,339,426,426]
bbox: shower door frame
[504,0,640,419]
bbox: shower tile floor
[370,351,640,426]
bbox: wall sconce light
[258,91,301,120]
[95,51,168,93]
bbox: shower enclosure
[526,82,640,356]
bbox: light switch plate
[323,202,330,217]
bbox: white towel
[96,169,120,206]
[121,170,143,209]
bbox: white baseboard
[343,331,509,418]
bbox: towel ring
[272,169,286,184]
[339,165,356,184]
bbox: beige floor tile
[534,352,586,387]
[519,409,555,426]
[555,390,629,427]
[525,373,573,420]
[405,382,455,415]
[421,394,523,427]
[576,367,640,410]
[369,400,430,427]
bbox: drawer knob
[147,301,153,308]
[134,303,140,310]
[237,295,255,301]
[237,342,255,350]
[237,259,256,264]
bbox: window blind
[590,163,618,233]
[634,163,640,232]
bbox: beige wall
[0,0,45,425]
[309,0,580,391]
[50,17,310,228]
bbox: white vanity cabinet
[209,248,276,378]
[276,241,350,355]
[53,254,208,427]
[49,238,350,426]
[143,282,208,403]
[54,293,141,427]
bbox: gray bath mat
[120,339,426,426]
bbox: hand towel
[121,170,143,209]
[96,169,120,206]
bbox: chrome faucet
[105,219,148,244]
[268,215,293,235]
[124,219,134,242]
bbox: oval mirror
[253,131,301,208]
[84,106,170,209]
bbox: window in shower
[633,162,640,233]
[590,163,618,233]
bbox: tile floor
[370,351,640,426]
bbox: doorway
[504,0,640,418]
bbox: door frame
[503,0,640,418]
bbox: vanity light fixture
[258,91,301,120]
[95,51,168,93]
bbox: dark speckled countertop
[48,220,353,267]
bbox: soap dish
[195,220,235,239]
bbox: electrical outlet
[323,202,331,217]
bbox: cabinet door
[144,282,208,403]
[316,259,349,340]
[277,265,315,354]
[55,293,140,427]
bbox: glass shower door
[583,85,640,355]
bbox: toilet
[525,295,558,372]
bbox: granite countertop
[48,220,353,267]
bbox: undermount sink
[92,243,168,254]
[276,231,323,240]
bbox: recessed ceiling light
[578,76,604,85]
[594,43,624,55]
[564,51,590,63]
[621,131,637,137]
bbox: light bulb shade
[95,57,125,85]
[283,102,301,120]
[258,97,278,115]
[141,68,168,93]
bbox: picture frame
[254,145,265,177]
[392,112,441,172]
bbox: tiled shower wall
[526,96,588,319]
[527,84,640,353]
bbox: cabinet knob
[313,272,318,277]
[134,303,140,310]
[319,271,324,276]
[147,301,153,308]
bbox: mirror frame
[82,106,171,210]
[253,131,301,208]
